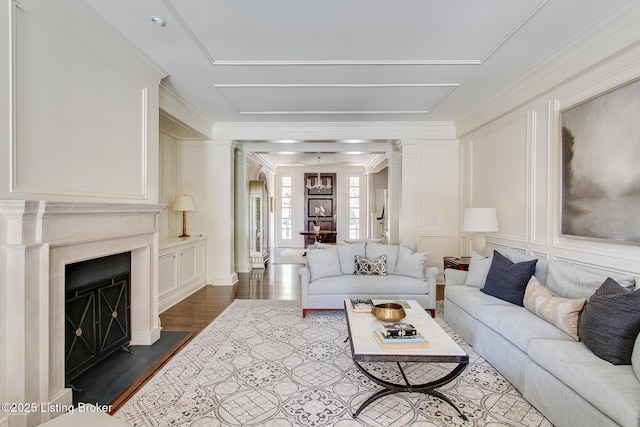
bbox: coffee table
[344,299,469,419]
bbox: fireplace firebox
[65,252,132,385]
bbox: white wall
[460,39,640,279]
[159,131,178,236]
[1,2,165,425]
[400,140,460,282]
[1,0,164,203]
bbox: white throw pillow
[546,260,636,299]
[394,245,429,280]
[306,245,342,281]
[463,251,493,289]
[365,242,399,275]
[505,247,549,285]
[336,242,366,275]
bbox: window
[281,176,292,239]
[349,176,360,239]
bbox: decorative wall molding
[5,0,163,203]
[461,50,640,278]
[212,121,456,141]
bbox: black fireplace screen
[65,252,131,384]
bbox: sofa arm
[444,268,468,286]
[299,266,310,284]
[424,266,438,298]
[300,266,310,307]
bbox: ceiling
[86,0,628,167]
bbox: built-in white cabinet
[249,180,269,268]
[158,235,207,312]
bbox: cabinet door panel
[179,246,197,285]
[158,252,177,294]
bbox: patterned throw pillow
[354,255,387,276]
[523,276,586,341]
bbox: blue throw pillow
[481,250,537,306]
[579,278,640,365]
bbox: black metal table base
[352,360,468,420]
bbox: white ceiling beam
[239,141,393,154]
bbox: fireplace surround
[0,201,166,426]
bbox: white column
[211,141,239,285]
[399,141,421,247]
[387,151,401,244]
[234,148,251,272]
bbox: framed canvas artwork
[560,78,640,242]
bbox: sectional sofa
[444,248,640,427]
[299,241,437,317]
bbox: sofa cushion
[481,250,537,306]
[336,242,366,274]
[394,245,428,280]
[545,260,636,300]
[579,278,640,365]
[444,285,513,318]
[307,274,428,296]
[354,255,387,275]
[463,251,492,289]
[528,338,640,427]
[505,247,549,285]
[476,304,574,353]
[365,242,399,274]
[633,334,640,381]
[306,246,342,281]
[523,276,585,341]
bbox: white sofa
[444,248,640,427]
[300,241,437,317]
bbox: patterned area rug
[115,300,552,426]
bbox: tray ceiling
[85,0,629,166]
[85,0,627,123]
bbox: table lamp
[463,207,498,255]
[172,195,196,238]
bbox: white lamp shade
[172,195,196,212]
[463,208,498,232]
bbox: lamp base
[179,211,190,239]
[471,234,487,256]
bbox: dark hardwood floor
[159,263,303,333]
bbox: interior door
[304,173,337,246]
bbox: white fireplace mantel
[0,200,166,427]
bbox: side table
[443,256,470,271]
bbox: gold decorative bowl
[371,303,406,322]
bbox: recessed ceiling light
[150,16,166,27]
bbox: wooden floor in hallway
[159,263,303,333]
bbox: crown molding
[159,82,213,138]
[455,1,640,137]
[212,121,456,141]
